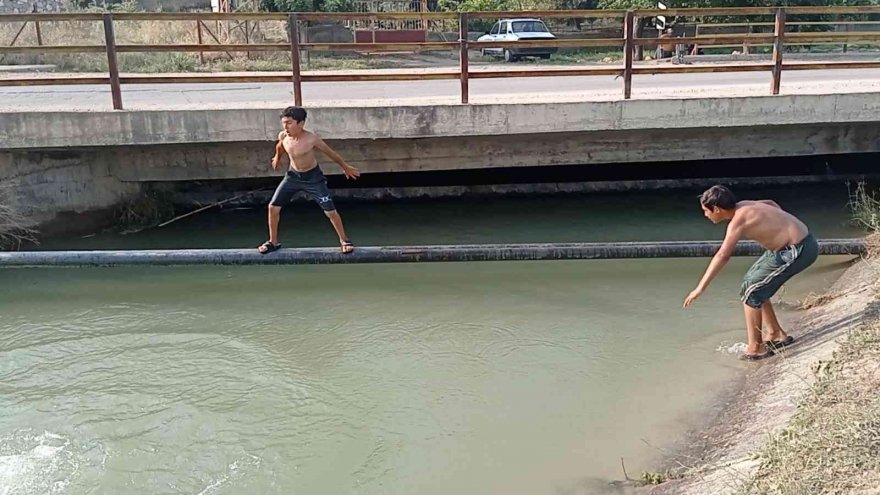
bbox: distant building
[1,0,215,13]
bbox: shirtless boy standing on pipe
[258,106,360,255]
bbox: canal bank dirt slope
[644,253,880,495]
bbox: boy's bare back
[731,200,809,251]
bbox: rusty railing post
[244,19,251,59]
[420,0,429,30]
[31,5,42,46]
[196,20,205,64]
[102,13,123,110]
[288,13,303,106]
[9,21,28,47]
[459,12,469,104]
[34,20,43,46]
[623,10,634,100]
[770,8,786,95]
[303,19,310,69]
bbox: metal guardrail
[691,20,880,53]
[1,7,879,109]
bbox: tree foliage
[255,0,879,12]
[597,0,880,32]
[437,0,562,10]
[437,0,508,11]
[596,0,652,9]
[259,0,355,12]
[600,0,878,8]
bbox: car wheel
[503,49,517,62]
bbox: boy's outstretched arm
[271,138,285,170]
[683,221,743,307]
[313,135,360,179]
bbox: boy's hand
[271,155,280,170]
[342,164,360,180]
[683,288,703,308]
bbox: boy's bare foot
[341,240,354,254]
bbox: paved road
[3,68,879,110]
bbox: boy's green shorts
[740,233,819,308]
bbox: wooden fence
[1,6,879,109]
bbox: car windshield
[511,21,549,33]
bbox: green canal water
[0,184,863,494]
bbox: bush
[260,0,355,12]
[848,181,880,233]
[0,185,37,250]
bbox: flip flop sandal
[258,241,281,254]
[765,335,796,353]
[340,240,354,254]
[740,349,775,361]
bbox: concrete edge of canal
[642,255,880,495]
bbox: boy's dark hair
[700,185,737,210]
[280,106,307,123]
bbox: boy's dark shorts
[740,233,819,308]
[270,167,335,211]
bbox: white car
[477,18,558,63]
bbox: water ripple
[0,429,105,495]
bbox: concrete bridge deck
[2,68,879,234]
[3,78,879,149]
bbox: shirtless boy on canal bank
[258,106,360,255]
[683,185,818,361]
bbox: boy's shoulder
[734,201,767,214]
[301,130,323,145]
[730,202,756,221]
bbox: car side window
[490,22,500,35]
[511,21,550,33]
[502,22,510,34]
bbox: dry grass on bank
[112,188,177,235]
[0,6,409,73]
[738,279,880,495]
[849,182,880,234]
[797,291,840,310]
[865,231,880,259]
